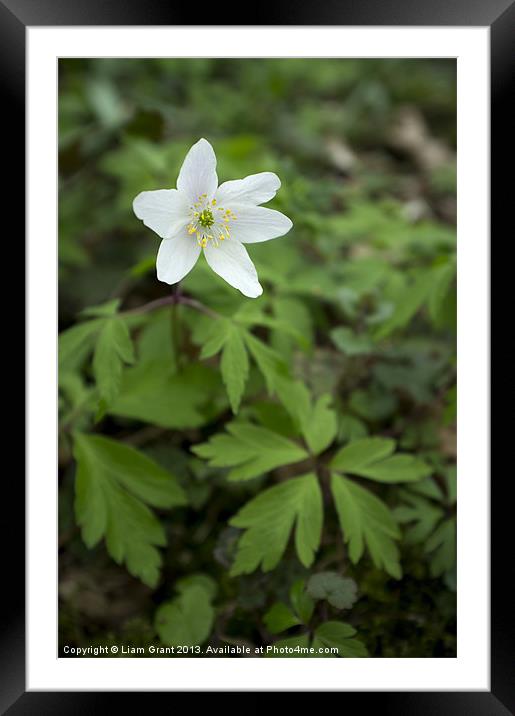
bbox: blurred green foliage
[59,58,456,658]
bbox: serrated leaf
[243,331,287,393]
[93,317,135,403]
[313,621,368,657]
[354,454,432,483]
[73,433,187,587]
[395,485,456,582]
[221,325,249,413]
[59,319,103,373]
[289,579,315,624]
[395,500,443,544]
[263,603,301,634]
[109,361,218,429]
[331,438,430,484]
[229,473,323,574]
[305,394,338,455]
[155,585,214,647]
[331,437,395,472]
[425,518,456,577]
[275,378,311,430]
[199,318,232,359]
[331,473,401,579]
[192,421,308,482]
[276,378,336,455]
[307,572,358,610]
[409,476,444,501]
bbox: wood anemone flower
[133,138,293,298]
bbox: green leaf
[93,318,135,403]
[331,327,374,356]
[331,437,430,483]
[289,579,315,624]
[306,572,358,610]
[175,573,218,601]
[395,484,456,583]
[155,585,215,647]
[238,312,307,349]
[199,318,232,359]
[261,579,315,634]
[425,518,456,578]
[193,422,308,482]
[243,331,287,393]
[395,502,443,545]
[59,319,103,373]
[305,394,338,455]
[331,437,395,472]
[428,259,456,324]
[229,473,323,574]
[137,309,175,366]
[275,378,311,431]
[81,298,121,318]
[251,401,298,438]
[109,362,218,429]
[276,379,337,455]
[273,296,313,349]
[263,603,301,634]
[355,454,432,483]
[375,271,434,339]
[73,433,187,587]
[313,621,368,657]
[331,473,401,579]
[349,387,397,422]
[338,414,369,442]
[221,325,249,413]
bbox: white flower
[133,138,292,298]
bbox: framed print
[4,0,507,710]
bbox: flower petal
[216,172,281,206]
[176,138,218,203]
[156,233,201,285]
[133,189,190,239]
[203,240,262,298]
[226,204,293,244]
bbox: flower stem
[122,292,220,320]
[171,283,182,367]
[178,296,220,320]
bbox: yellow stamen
[188,195,237,248]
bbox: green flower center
[198,209,215,228]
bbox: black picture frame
[5,0,505,711]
